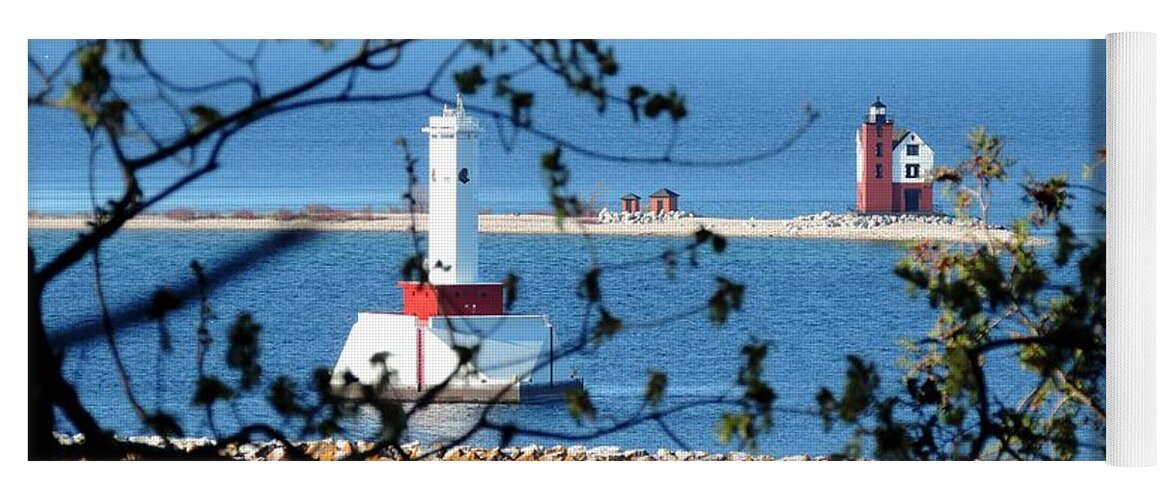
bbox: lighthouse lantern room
[331,96,580,403]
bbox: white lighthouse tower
[423,95,479,284]
[331,96,581,403]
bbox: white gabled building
[892,130,934,185]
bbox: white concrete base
[331,312,575,400]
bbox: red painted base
[398,282,504,321]
[398,281,507,390]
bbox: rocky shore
[595,207,696,224]
[29,211,1031,244]
[56,434,835,461]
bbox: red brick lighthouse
[856,98,934,213]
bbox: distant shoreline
[28,212,1035,244]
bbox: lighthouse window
[876,164,883,179]
[875,144,883,157]
[907,144,920,156]
[906,163,921,178]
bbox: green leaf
[453,65,487,95]
[99,100,128,135]
[193,376,234,406]
[644,89,687,121]
[369,351,391,367]
[497,423,517,448]
[661,249,678,279]
[502,272,519,311]
[694,227,712,244]
[815,388,838,430]
[188,105,222,133]
[626,85,648,122]
[145,412,183,437]
[226,313,262,390]
[60,84,98,130]
[509,91,534,126]
[1049,414,1079,461]
[644,371,667,407]
[577,267,602,302]
[597,48,618,76]
[453,345,476,365]
[540,147,569,188]
[468,39,501,58]
[147,288,183,319]
[708,277,745,325]
[564,387,596,424]
[267,376,302,417]
[716,411,763,451]
[838,355,878,423]
[590,308,622,345]
[712,234,727,254]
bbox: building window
[907,144,920,156]
[876,164,883,179]
[877,125,883,137]
[906,163,920,178]
[875,143,883,157]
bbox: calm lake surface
[29,40,1105,229]
[32,229,1103,458]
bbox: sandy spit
[27,213,1032,244]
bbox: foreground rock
[55,434,841,461]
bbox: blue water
[29,40,1105,231]
[29,40,1106,457]
[32,229,1102,457]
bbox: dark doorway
[904,189,921,212]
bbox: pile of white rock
[788,211,1000,230]
[595,207,695,225]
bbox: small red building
[648,188,680,213]
[620,193,641,213]
[856,98,935,213]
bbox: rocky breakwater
[595,207,695,225]
[56,434,838,461]
[781,211,1002,232]
[588,209,1027,244]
